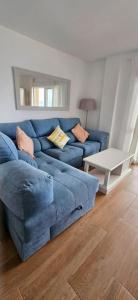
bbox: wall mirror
[12,67,70,111]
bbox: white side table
[84,148,134,194]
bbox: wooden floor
[0,166,138,300]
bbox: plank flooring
[0,166,138,300]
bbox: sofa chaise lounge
[0,118,109,260]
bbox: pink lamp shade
[79,98,96,111]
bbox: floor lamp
[79,98,96,128]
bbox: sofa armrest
[87,129,109,151]
[0,160,53,220]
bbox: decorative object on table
[71,123,89,143]
[79,98,96,128]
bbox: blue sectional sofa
[0,118,109,260]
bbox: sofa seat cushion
[45,145,83,164]
[36,152,99,222]
[71,141,100,157]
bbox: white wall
[0,26,88,122]
[85,59,105,129]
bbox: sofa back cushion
[66,132,77,144]
[0,131,18,164]
[0,120,36,139]
[38,136,53,151]
[31,119,59,151]
[59,118,80,132]
[31,119,59,136]
[0,121,41,153]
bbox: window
[32,87,54,107]
[20,88,25,106]
[45,88,53,107]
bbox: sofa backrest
[0,120,36,139]
[59,118,80,132]
[31,118,59,151]
[31,117,80,150]
[0,118,80,153]
[31,118,80,151]
[0,120,41,153]
[58,118,80,144]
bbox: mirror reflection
[12,67,70,110]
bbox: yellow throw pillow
[47,126,70,149]
[16,126,35,158]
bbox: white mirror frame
[12,67,71,111]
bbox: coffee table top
[83,148,133,171]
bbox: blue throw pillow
[18,150,38,168]
[0,131,18,164]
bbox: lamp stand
[85,110,88,129]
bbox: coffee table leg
[84,162,89,173]
[103,170,110,192]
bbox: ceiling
[0,0,138,61]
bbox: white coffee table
[83,148,134,194]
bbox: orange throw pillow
[71,124,89,143]
[16,126,35,158]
